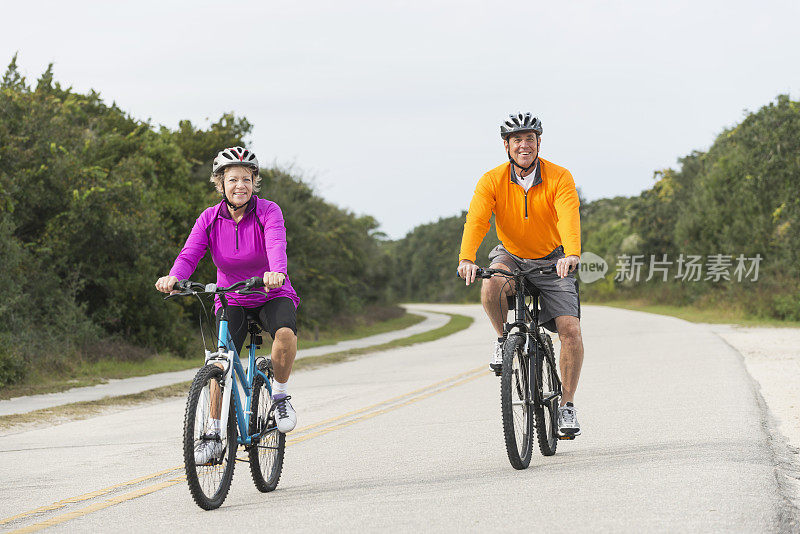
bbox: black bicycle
[474,265,569,469]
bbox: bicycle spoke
[184,365,236,510]
[248,372,285,492]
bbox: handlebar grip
[173,280,189,292]
[247,276,265,288]
[456,267,488,279]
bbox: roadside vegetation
[579,94,800,322]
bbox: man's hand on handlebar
[556,255,580,278]
[155,275,179,294]
[457,260,480,286]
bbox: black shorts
[215,297,297,354]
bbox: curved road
[0,304,797,532]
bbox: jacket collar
[508,159,542,188]
[218,196,258,220]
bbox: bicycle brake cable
[193,292,212,352]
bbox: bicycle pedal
[558,435,576,440]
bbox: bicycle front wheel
[534,333,559,456]
[500,334,534,469]
[248,372,285,492]
[183,364,237,510]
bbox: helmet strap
[223,195,248,212]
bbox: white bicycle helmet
[212,146,259,175]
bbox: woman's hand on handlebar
[263,271,286,290]
[155,275,179,294]
[457,260,480,286]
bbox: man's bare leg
[554,315,584,405]
[480,262,516,336]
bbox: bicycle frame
[207,295,274,446]
[503,277,563,407]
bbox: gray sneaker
[194,434,224,465]
[490,341,503,374]
[557,402,581,436]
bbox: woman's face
[223,166,254,206]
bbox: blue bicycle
[166,277,285,510]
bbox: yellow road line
[290,365,485,436]
[0,465,183,525]
[8,477,186,534]
[3,366,490,530]
[288,371,487,446]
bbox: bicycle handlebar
[164,276,266,300]
[455,264,557,280]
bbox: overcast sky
[4,0,799,238]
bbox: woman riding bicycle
[155,146,300,440]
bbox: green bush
[0,345,26,388]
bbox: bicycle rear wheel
[500,334,534,469]
[183,364,237,510]
[248,371,285,492]
[534,333,559,456]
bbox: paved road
[0,304,797,532]
[0,307,448,417]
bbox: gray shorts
[487,244,580,333]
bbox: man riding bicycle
[457,113,584,437]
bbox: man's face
[504,132,540,168]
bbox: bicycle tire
[534,333,559,456]
[500,334,534,469]
[248,372,285,492]
[183,364,237,510]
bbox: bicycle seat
[506,279,541,309]
[245,312,262,334]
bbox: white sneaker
[194,434,224,465]
[273,394,297,433]
[490,341,503,374]
[557,402,581,436]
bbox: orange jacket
[459,158,581,262]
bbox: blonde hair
[209,165,262,194]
